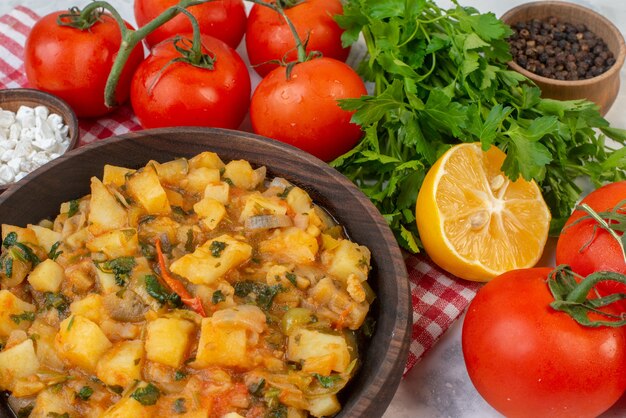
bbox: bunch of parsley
[331,0,626,252]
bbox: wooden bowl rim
[501,0,626,87]
[0,127,412,418]
[0,88,80,191]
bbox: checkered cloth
[0,5,483,376]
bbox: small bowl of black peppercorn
[501,1,625,115]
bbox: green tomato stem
[78,1,129,36]
[548,265,626,328]
[246,0,308,63]
[102,0,207,108]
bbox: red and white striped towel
[0,5,482,376]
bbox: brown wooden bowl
[0,127,411,418]
[501,1,626,115]
[0,88,80,191]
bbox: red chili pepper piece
[155,239,206,317]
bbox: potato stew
[0,152,375,418]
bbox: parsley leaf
[209,241,227,257]
[130,383,160,406]
[10,311,35,324]
[2,232,17,248]
[75,386,94,401]
[248,378,265,396]
[48,241,63,261]
[313,373,342,388]
[285,272,297,286]
[96,257,136,286]
[234,281,284,311]
[67,199,80,217]
[211,290,225,304]
[44,292,69,313]
[145,275,182,308]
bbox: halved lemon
[415,143,551,282]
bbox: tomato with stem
[134,0,247,49]
[248,0,365,162]
[24,8,144,118]
[462,266,626,418]
[250,58,366,161]
[130,25,250,129]
[556,181,626,311]
[246,0,349,77]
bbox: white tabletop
[1,0,625,417]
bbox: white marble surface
[1,0,625,417]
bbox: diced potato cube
[194,318,249,368]
[259,227,318,264]
[65,227,90,250]
[321,233,340,251]
[55,315,112,373]
[287,407,307,418]
[223,160,256,189]
[97,340,144,388]
[185,167,221,195]
[1,252,31,287]
[95,267,121,295]
[27,259,65,292]
[2,224,38,245]
[0,290,36,338]
[70,293,104,323]
[322,239,371,282]
[138,216,180,246]
[30,388,72,418]
[0,339,40,390]
[222,413,245,418]
[101,397,151,418]
[30,320,65,370]
[127,168,171,215]
[203,182,229,204]
[193,198,226,230]
[189,151,225,170]
[103,164,136,187]
[170,234,252,285]
[309,277,369,330]
[239,193,288,221]
[11,378,45,398]
[286,187,313,214]
[165,188,184,207]
[175,225,201,254]
[287,329,350,375]
[307,394,341,418]
[154,158,189,184]
[88,177,128,235]
[87,229,138,258]
[145,318,195,368]
[27,224,62,253]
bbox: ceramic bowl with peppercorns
[501,1,625,115]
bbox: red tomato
[24,12,144,118]
[134,0,246,49]
[246,0,349,77]
[462,267,626,418]
[130,34,250,129]
[250,57,366,162]
[556,181,626,311]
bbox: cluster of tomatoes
[462,181,626,418]
[23,0,366,162]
